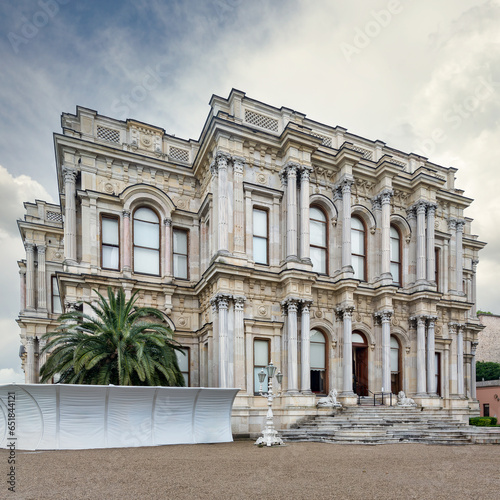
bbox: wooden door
[354,346,369,396]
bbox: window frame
[310,329,327,395]
[310,205,328,275]
[390,224,402,286]
[351,215,367,281]
[51,275,62,314]
[252,206,269,265]
[172,227,189,280]
[176,347,190,387]
[253,337,270,395]
[132,206,161,276]
[100,213,121,271]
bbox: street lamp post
[255,361,284,447]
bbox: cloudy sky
[0,0,499,382]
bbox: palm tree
[40,287,185,386]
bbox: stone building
[17,89,485,435]
[476,314,500,363]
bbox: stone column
[471,341,478,399]
[376,310,392,393]
[19,268,26,311]
[233,296,246,392]
[300,300,312,393]
[448,219,457,292]
[217,294,231,388]
[26,336,36,384]
[406,208,417,284]
[122,210,131,271]
[443,341,450,400]
[299,167,312,263]
[25,243,35,310]
[457,325,464,397]
[456,220,465,294]
[283,298,299,393]
[281,163,299,261]
[371,196,382,279]
[233,157,245,255]
[426,204,437,283]
[416,201,427,283]
[415,316,427,395]
[63,166,78,263]
[426,316,437,395]
[164,218,172,277]
[37,244,47,310]
[339,178,354,272]
[339,306,354,395]
[380,190,393,279]
[211,152,230,254]
[471,259,478,316]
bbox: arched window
[133,207,160,275]
[390,335,401,394]
[351,216,366,280]
[390,226,401,285]
[310,206,327,274]
[310,329,326,394]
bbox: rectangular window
[173,229,189,279]
[51,276,62,314]
[253,208,268,265]
[254,339,269,394]
[101,215,120,270]
[484,403,490,417]
[176,347,190,386]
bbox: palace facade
[17,89,485,435]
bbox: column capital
[406,206,416,221]
[455,219,465,232]
[26,336,35,345]
[336,305,355,320]
[471,341,478,356]
[426,315,438,326]
[374,309,393,323]
[210,293,233,311]
[281,297,300,314]
[62,166,78,184]
[25,242,35,253]
[280,161,300,181]
[299,165,313,182]
[371,196,382,211]
[300,299,313,313]
[426,203,437,216]
[410,315,426,327]
[123,210,131,218]
[447,217,457,231]
[210,150,231,176]
[414,200,427,215]
[37,244,46,254]
[233,295,246,310]
[232,156,245,174]
[376,188,394,205]
[164,218,172,226]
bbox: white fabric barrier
[0,384,238,450]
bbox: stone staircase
[281,406,500,445]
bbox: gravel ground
[2,441,500,500]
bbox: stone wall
[477,314,500,363]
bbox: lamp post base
[255,426,284,447]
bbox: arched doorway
[390,335,401,394]
[310,329,327,394]
[352,331,368,396]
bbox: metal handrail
[357,390,393,406]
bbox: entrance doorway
[352,332,368,396]
[390,335,401,394]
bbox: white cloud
[0,368,25,385]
